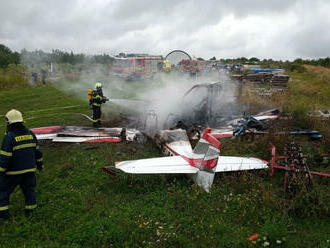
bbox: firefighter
[0,109,43,220]
[89,82,109,127]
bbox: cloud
[0,0,329,59]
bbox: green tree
[0,44,20,68]
[249,57,260,64]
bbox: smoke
[48,63,240,130]
[106,70,240,129]
[136,73,199,128]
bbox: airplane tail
[192,127,221,171]
[192,128,221,192]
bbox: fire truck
[112,56,164,80]
[177,59,205,75]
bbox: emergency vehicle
[112,56,164,80]
[178,59,205,75]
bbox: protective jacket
[0,128,43,175]
[90,90,107,107]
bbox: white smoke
[105,70,240,129]
[52,64,240,129]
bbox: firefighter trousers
[0,172,37,218]
[92,106,102,127]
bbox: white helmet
[95,82,102,89]
[5,109,23,124]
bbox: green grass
[0,76,329,247]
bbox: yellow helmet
[95,82,102,89]
[5,109,23,124]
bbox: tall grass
[0,64,28,89]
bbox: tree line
[1,43,330,69]
[0,44,114,68]
[218,57,330,68]
[0,44,20,68]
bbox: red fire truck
[112,56,164,80]
[178,59,205,75]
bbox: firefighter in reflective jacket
[89,82,109,127]
[0,109,43,220]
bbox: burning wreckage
[118,81,284,141]
[32,81,327,192]
[102,81,274,192]
[102,81,327,192]
[32,82,279,144]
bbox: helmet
[95,82,102,89]
[5,109,23,124]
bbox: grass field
[0,68,329,248]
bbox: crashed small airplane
[102,128,268,192]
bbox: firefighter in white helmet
[89,82,109,127]
[0,109,43,220]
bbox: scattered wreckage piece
[50,136,121,143]
[102,128,268,192]
[208,109,280,139]
[160,109,279,140]
[211,128,234,139]
[207,115,322,142]
[181,82,225,127]
[233,129,323,141]
[269,143,330,193]
[153,129,193,156]
[241,68,289,86]
[248,87,286,97]
[31,126,144,143]
[244,72,273,83]
[308,109,330,119]
[270,74,290,87]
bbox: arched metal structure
[165,50,191,66]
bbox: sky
[0,0,330,60]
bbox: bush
[284,63,307,73]
[0,64,28,89]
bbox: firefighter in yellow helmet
[89,82,109,127]
[0,109,43,220]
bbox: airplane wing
[116,156,198,174]
[216,156,268,172]
[52,136,121,143]
[31,126,125,143]
[114,155,267,174]
[31,126,62,135]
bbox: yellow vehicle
[162,59,171,72]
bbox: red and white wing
[31,126,62,140]
[31,126,123,143]
[114,155,267,174]
[115,156,198,174]
[52,136,121,143]
[216,156,268,172]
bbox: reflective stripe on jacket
[91,90,106,107]
[0,129,43,175]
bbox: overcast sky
[1,0,329,60]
